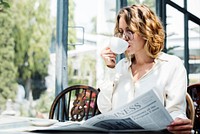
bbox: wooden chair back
[187,83,200,130]
[49,85,101,122]
[186,93,195,126]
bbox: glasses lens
[114,32,123,38]
[115,30,134,40]
[124,31,134,40]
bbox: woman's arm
[97,47,117,113]
[97,78,114,113]
[165,56,187,119]
[165,56,193,133]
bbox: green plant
[0,0,10,12]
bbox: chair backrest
[187,83,200,130]
[49,85,101,122]
[186,92,195,126]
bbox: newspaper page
[82,89,173,131]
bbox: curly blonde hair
[114,4,165,58]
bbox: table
[0,115,170,134]
[0,115,60,133]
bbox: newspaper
[31,89,173,133]
[81,89,173,131]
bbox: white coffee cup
[109,37,128,54]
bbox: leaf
[0,1,10,8]
[2,2,10,8]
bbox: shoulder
[158,52,183,65]
[157,52,186,73]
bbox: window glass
[0,0,56,118]
[166,5,184,60]
[188,21,200,84]
[0,0,117,119]
[70,0,117,86]
[96,1,117,81]
[170,0,184,8]
[188,0,200,19]
[128,0,156,12]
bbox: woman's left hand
[167,118,193,134]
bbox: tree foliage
[0,0,10,12]
[68,0,76,50]
[0,10,17,110]
[12,0,51,81]
[0,0,52,103]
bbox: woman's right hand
[100,47,117,68]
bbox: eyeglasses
[114,30,134,41]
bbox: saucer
[30,119,58,127]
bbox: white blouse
[97,52,187,120]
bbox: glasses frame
[115,30,134,41]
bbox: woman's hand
[167,118,193,134]
[100,47,117,68]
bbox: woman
[97,4,192,133]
